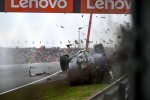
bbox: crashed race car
[60,44,113,85]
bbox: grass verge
[0,78,109,100]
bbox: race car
[60,44,113,85]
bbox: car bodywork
[60,44,113,85]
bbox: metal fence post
[119,83,126,100]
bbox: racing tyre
[60,55,69,71]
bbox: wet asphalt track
[0,62,61,94]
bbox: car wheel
[60,55,69,71]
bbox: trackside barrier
[103,94,112,100]
[102,83,127,100]
[89,74,128,100]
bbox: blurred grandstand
[0,47,81,65]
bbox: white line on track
[0,70,62,95]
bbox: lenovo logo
[5,0,73,12]
[11,0,67,8]
[87,0,131,10]
[81,0,132,13]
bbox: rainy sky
[0,13,133,48]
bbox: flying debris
[107,29,109,31]
[25,41,27,43]
[103,40,106,43]
[101,17,105,18]
[109,39,113,43]
[79,27,84,30]
[66,44,73,48]
[116,4,119,7]
[68,40,71,43]
[75,40,78,44]
[40,41,41,44]
[81,40,83,43]
[89,41,93,43]
[60,41,62,44]
[33,42,34,44]
[61,26,64,28]
[126,23,130,28]
[82,15,84,17]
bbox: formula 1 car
[60,44,113,85]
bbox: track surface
[0,62,61,94]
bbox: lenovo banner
[5,0,73,13]
[0,0,132,13]
[81,0,132,13]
